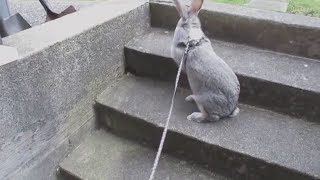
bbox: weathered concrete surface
[125,28,320,122]
[59,130,230,180]
[9,0,97,26]
[150,1,320,60]
[0,45,19,66]
[0,0,149,179]
[96,76,320,180]
[14,113,96,180]
[248,0,289,12]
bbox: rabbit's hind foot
[208,114,220,122]
[187,112,208,122]
[229,107,240,118]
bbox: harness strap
[148,41,190,180]
[149,36,207,180]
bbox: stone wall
[0,0,150,179]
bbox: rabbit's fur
[171,0,240,122]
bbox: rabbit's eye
[177,42,186,48]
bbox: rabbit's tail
[229,107,240,118]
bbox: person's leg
[0,0,10,18]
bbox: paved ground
[248,0,289,12]
[9,0,98,26]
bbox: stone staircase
[57,2,320,180]
[1,0,319,179]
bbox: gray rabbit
[171,0,240,122]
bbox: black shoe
[0,13,31,37]
[39,0,76,22]
[0,0,31,37]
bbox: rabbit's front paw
[185,95,196,103]
[187,112,207,123]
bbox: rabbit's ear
[173,0,187,19]
[190,0,203,15]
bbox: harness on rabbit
[188,37,206,49]
[148,36,206,180]
[183,36,206,65]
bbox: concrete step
[124,28,320,122]
[58,130,230,180]
[149,1,320,60]
[95,75,320,180]
[247,0,289,12]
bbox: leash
[148,41,190,180]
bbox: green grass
[208,0,249,5]
[287,0,320,17]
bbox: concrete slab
[0,45,19,66]
[124,28,320,122]
[248,0,288,12]
[264,0,289,2]
[96,75,320,180]
[59,130,230,180]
